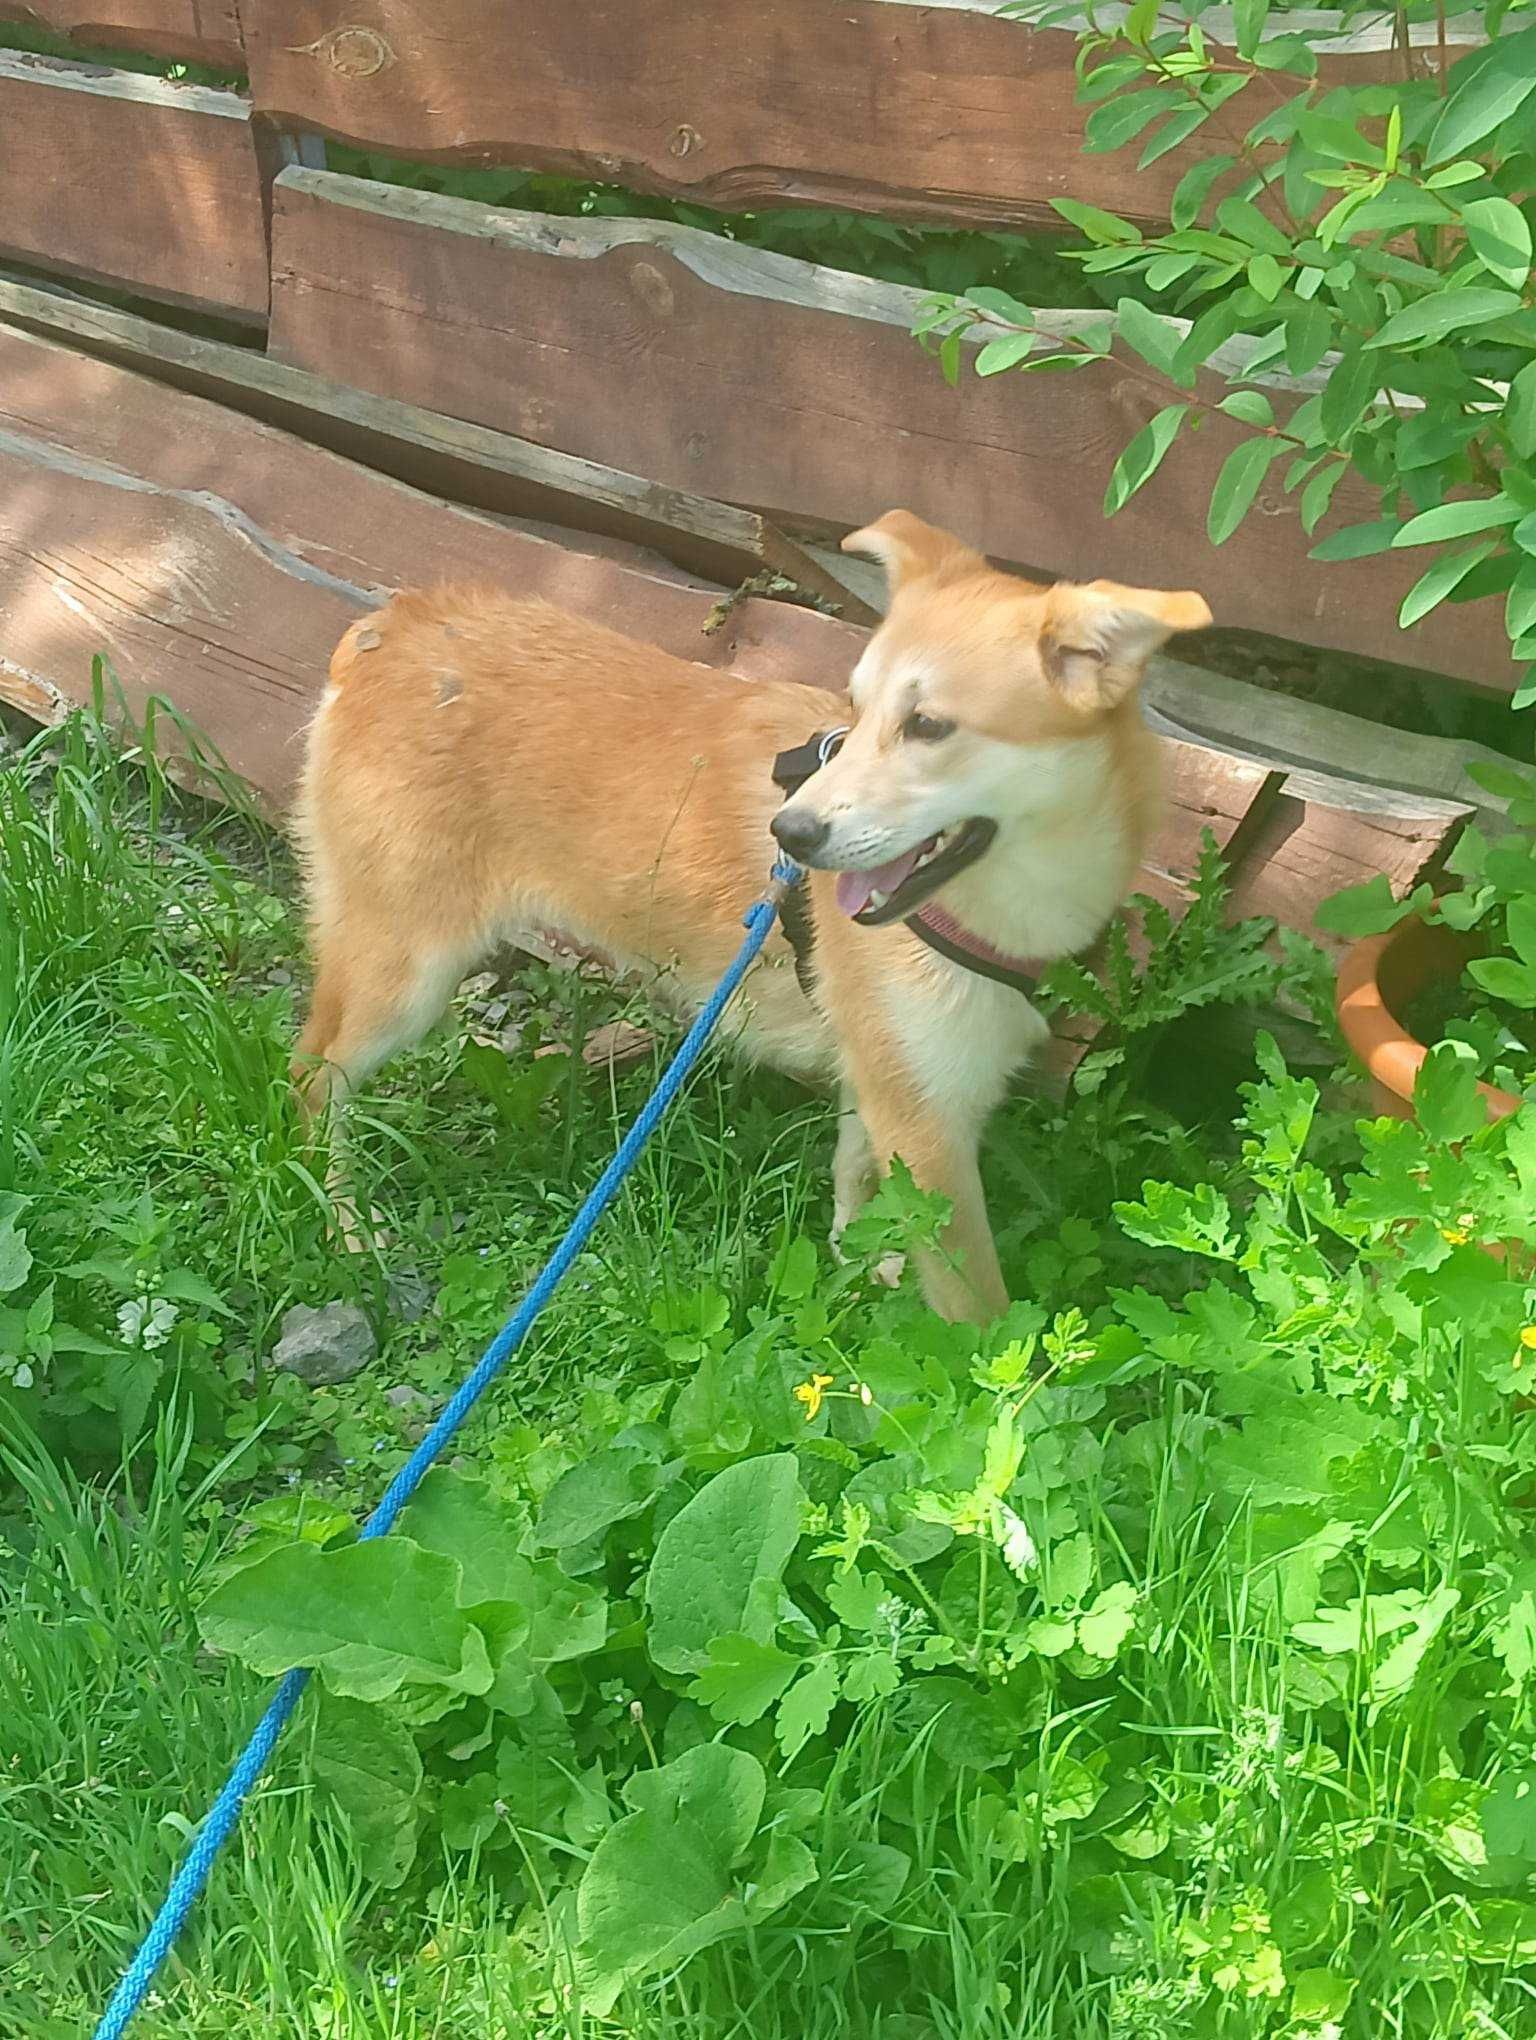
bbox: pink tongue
[835,845,926,918]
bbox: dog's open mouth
[834,818,997,926]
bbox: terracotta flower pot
[1335,913,1521,1124]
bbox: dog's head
[770,511,1212,924]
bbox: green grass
[4,707,1536,2039]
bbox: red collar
[907,903,1045,995]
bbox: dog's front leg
[842,1056,1008,1324]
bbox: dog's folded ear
[842,510,983,591]
[1042,580,1213,712]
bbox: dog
[292,511,1210,1321]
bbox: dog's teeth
[869,889,888,910]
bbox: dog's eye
[901,711,956,743]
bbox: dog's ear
[1042,580,1212,712]
[841,510,981,591]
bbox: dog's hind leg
[293,921,477,1245]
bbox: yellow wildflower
[1439,1227,1470,1246]
[1521,1327,1536,1350]
[793,1372,834,1422]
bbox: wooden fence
[0,0,1511,967]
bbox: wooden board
[0,52,266,318]
[268,171,1518,694]
[1228,775,1470,953]
[0,2,243,67]
[0,320,1477,1009]
[0,277,877,623]
[0,324,869,802]
[239,0,1475,235]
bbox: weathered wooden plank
[0,278,877,623]
[0,2,242,67]
[268,171,1517,694]
[1227,776,1470,952]
[239,0,1473,235]
[1143,659,1516,827]
[0,325,869,801]
[0,53,267,319]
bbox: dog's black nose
[771,807,830,860]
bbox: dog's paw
[873,1251,906,1290]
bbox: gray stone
[272,1302,377,1386]
[385,1383,430,1410]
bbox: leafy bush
[202,1052,1536,2027]
[921,1,1536,699]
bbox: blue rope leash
[92,856,802,2040]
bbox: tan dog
[292,512,1210,1321]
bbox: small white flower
[118,1296,178,1350]
[999,1506,1038,1580]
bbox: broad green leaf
[575,1745,767,2015]
[1482,1773,1536,1864]
[746,1832,818,1920]
[397,1468,529,1606]
[690,1633,799,1726]
[1400,542,1499,628]
[1413,1043,1485,1146]
[623,1741,764,1852]
[1509,897,1536,970]
[312,1692,422,1888]
[1392,497,1519,548]
[0,1215,31,1296]
[1313,874,1418,937]
[1171,153,1235,231]
[534,1446,663,1553]
[776,1655,842,1759]
[1219,389,1275,428]
[1366,290,1524,352]
[1216,195,1292,258]
[1084,88,1182,154]
[1104,404,1188,514]
[645,1454,802,1674]
[975,332,1037,377]
[1207,438,1282,546]
[1462,196,1533,290]
[1467,956,1536,1008]
[1115,297,1183,380]
[1310,518,1400,562]
[1139,103,1211,169]
[199,1541,493,1701]
[1369,1585,1460,1706]
[1425,28,1536,165]
[1051,198,1141,245]
[1078,1582,1138,1661]
[1285,298,1333,377]
[1232,0,1270,59]
[1319,349,1379,439]
[1493,1564,1536,1695]
[1292,1971,1357,2024]
[1114,1181,1237,1258]
[1507,361,1536,461]
[1300,461,1347,535]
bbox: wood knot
[668,123,702,159]
[292,26,396,78]
[630,261,675,319]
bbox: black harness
[770,727,1042,1000]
